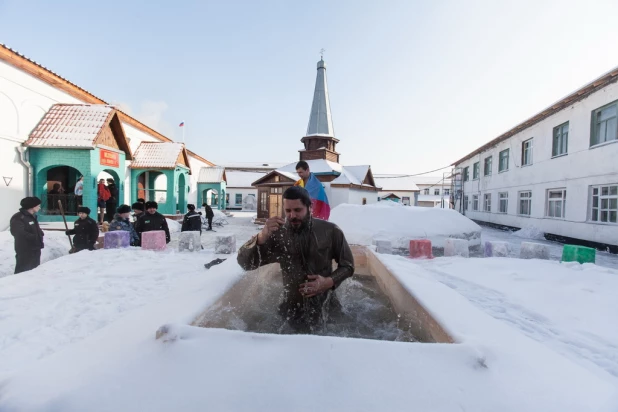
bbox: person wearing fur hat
[131,201,145,226]
[65,206,100,252]
[10,197,45,274]
[109,204,140,246]
[135,201,171,244]
[181,204,202,234]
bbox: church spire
[306,56,335,137]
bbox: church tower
[299,57,340,163]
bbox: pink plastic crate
[141,230,167,251]
[409,239,433,259]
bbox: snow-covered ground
[1,209,618,411]
[0,230,72,278]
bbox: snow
[330,203,482,249]
[131,142,185,169]
[278,159,342,174]
[225,170,266,187]
[0,230,72,278]
[373,175,420,191]
[2,210,618,411]
[166,218,181,233]
[512,225,546,240]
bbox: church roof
[305,58,335,137]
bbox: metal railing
[42,194,80,216]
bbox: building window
[484,156,492,176]
[546,189,566,218]
[591,184,617,223]
[362,198,367,205]
[260,192,267,212]
[484,193,491,212]
[463,195,469,211]
[522,139,533,166]
[424,188,429,195]
[498,192,508,213]
[434,189,440,195]
[270,187,282,194]
[472,194,479,211]
[518,191,532,215]
[444,188,450,195]
[499,149,509,172]
[473,162,480,179]
[235,194,242,205]
[591,102,618,147]
[463,167,469,181]
[552,122,569,157]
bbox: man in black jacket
[202,203,215,231]
[135,201,171,244]
[66,206,100,252]
[105,178,118,223]
[10,197,45,274]
[181,204,202,234]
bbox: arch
[36,164,85,216]
[177,172,187,213]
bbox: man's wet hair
[295,161,309,171]
[283,186,312,209]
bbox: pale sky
[2,0,618,174]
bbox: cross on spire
[320,48,325,59]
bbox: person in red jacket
[97,179,111,224]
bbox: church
[253,57,380,221]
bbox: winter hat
[77,206,91,214]
[20,196,41,209]
[117,204,131,214]
[131,202,144,211]
[187,204,195,210]
[106,178,114,183]
[145,201,158,210]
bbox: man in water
[237,186,354,333]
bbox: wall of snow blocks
[104,231,130,249]
[444,238,469,258]
[520,242,550,260]
[409,239,433,259]
[141,230,167,251]
[179,231,201,252]
[215,235,236,254]
[484,241,510,257]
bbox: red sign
[100,149,119,168]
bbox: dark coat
[106,184,118,204]
[10,209,44,254]
[181,210,202,233]
[204,205,214,218]
[237,218,354,331]
[135,211,171,243]
[110,214,140,245]
[67,216,100,250]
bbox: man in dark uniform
[202,202,215,230]
[135,201,171,244]
[10,197,45,274]
[65,206,100,252]
[237,186,355,333]
[181,204,202,234]
[105,178,118,223]
[131,202,145,226]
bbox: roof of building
[26,104,115,148]
[373,175,420,192]
[278,159,342,175]
[198,166,227,183]
[0,43,214,167]
[225,170,267,187]
[306,58,335,137]
[452,64,618,165]
[381,193,401,199]
[131,142,189,171]
[331,165,371,186]
[220,162,289,170]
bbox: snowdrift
[330,203,481,250]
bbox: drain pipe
[16,146,33,197]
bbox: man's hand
[299,275,334,298]
[257,217,285,245]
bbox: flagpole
[182,124,185,143]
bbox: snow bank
[330,203,481,249]
[513,225,545,240]
[166,218,181,233]
[0,230,72,278]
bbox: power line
[375,164,454,179]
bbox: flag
[295,173,330,220]
[179,121,185,127]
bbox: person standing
[10,197,45,274]
[105,178,118,223]
[65,206,99,252]
[74,176,84,207]
[135,201,171,244]
[97,179,110,224]
[203,203,215,231]
[110,204,140,246]
[131,202,145,226]
[181,204,202,234]
[294,161,330,220]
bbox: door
[269,194,282,218]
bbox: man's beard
[287,213,311,234]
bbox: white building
[373,175,420,205]
[453,66,618,249]
[0,43,217,229]
[219,162,286,211]
[414,176,453,208]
